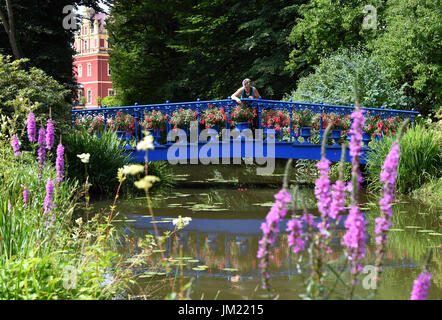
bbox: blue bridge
[71,98,418,165]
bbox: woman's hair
[242,78,251,86]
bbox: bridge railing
[71,98,419,147]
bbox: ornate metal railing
[71,98,419,148]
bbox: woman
[231,78,261,104]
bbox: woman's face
[244,80,251,90]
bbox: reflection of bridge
[71,99,418,164]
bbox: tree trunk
[0,0,21,60]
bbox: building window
[87,63,91,77]
[108,89,114,96]
[84,40,88,50]
[108,63,111,76]
[87,90,92,104]
[78,64,82,77]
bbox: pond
[92,164,442,300]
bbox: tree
[107,0,306,104]
[0,0,20,59]
[106,0,192,105]
[176,0,306,100]
[0,55,71,137]
[370,0,442,114]
[0,1,110,92]
[286,0,387,77]
[287,49,410,109]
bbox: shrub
[64,130,131,195]
[366,123,441,193]
[287,49,410,109]
[0,55,71,140]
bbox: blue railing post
[289,99,293,143]
[320,102,324,142]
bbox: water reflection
[101,172,442,300]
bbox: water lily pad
[388,228,405,232]
[405,226,422,229]
[428,233,442,236]
[188,260,200,263]
[223,268,238,272]
[252,202,274,207]
[417,230,434,233]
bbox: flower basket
[261,109,290,131]
[107,111,136,137]
[201,105,228,129]
[230,103,257,125]
[169,108,197,130]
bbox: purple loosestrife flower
[375,142,401,277]
[44,178,55,213]
[342,205,367,274]
[410,272,432,300]
[46,119,55,150]
[27,112,36,143]
[286,218,305,253]
[349,109,366,189]
[8,200,11,211]
[11,135,21,156]
[329,180,346,221]
[23,185,30,208]
[314,158,332,237]
[55,143,65,184]
[37,127,46,178]
[257,189,291,289]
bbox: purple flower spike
[257,189,291,289]
[11,135,21,156]
[46,119,55,150]
[342,205,367,274]
[44,178,55,213]
[329,180,346,221]
[410,272,432,300]
[314,158,332,237]
[23,185,30,208]
[27,112,36,143]
[376,142,401,243]
[55,143,65,184]
[286,218,305,253]
[37,127,46,178]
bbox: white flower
[134,175,160,191]
[137,132,155,151]
[172,216,192,229]
[122,164,144,176]
[77,153,90,163]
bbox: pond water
[93,164,442,300]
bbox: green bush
[64,130,131,195]
[366,123,441,193]
[0,55,72,140]
[287,49,410,109]
[411,178,442,210]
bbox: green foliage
[0,55,71,137]
[286,0,387,76]
[366,124,442,193]
[0,137,128,299]
[107,0,306,103]
[329,162,352,183]
[287,49,410,108]
[370,0,442,114]
[411,178,442,210]
[64,130,131,195]
[101,95,121,108]
[0,0,109,91]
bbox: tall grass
[365,124,441,194]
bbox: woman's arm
[253,87,261,99]
[231,87,243,104]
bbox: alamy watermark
[362,265,378,290]
[362,5,377,30]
